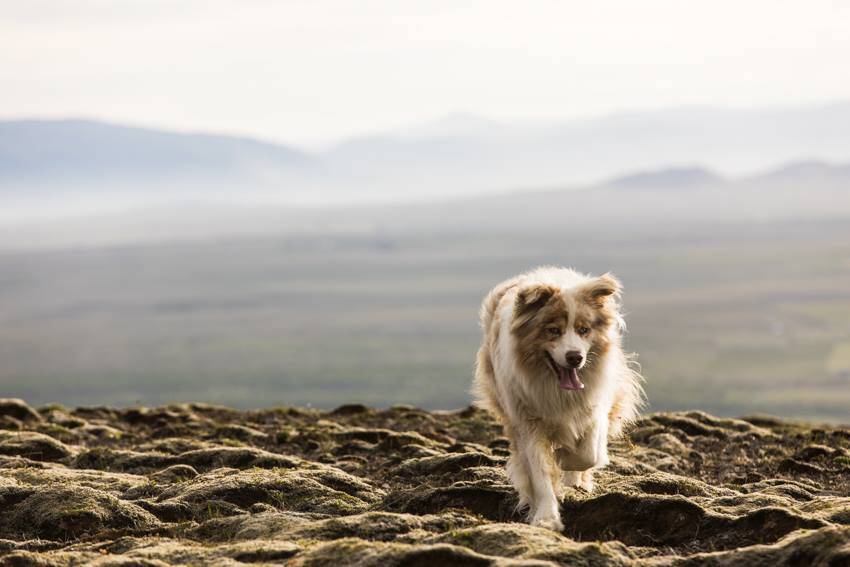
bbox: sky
[2,0,850,148]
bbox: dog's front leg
[557,417,610,491]
[557,420,610,470]
[522,435,564,532]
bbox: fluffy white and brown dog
[473,266,644,531]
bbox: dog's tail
[478,276,521,331]
[471,277,522,417]
[608,352,647,438]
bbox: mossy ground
[0,398,848,565]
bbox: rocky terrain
[0,398,849,566]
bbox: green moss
[3,402,850,564]
[36,423,73,438]
[275,428,297,444]
[834,455,850,467]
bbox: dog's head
[511,274,621,390]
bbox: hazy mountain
[3,102,850,209]
[346,161,850,237]
[607,167,725,190]
[2,160,848,251]
[749,160,850,186]
[0,119,318,205]
[326,102,850,197]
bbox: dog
[472,266,644,531]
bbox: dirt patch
[0,399,848,565]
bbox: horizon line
[2,97,850,153]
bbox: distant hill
[0,119,318,203]
[608,167,725,189]
[3,102,850,207]
[2,160,848,251]
[749,160,850,186]
[326,102,850,198]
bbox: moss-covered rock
[1,486,160,540]
[0,431,72,461]
[0,403,848,565]
[155,466,383,518]
[430,523,635,565]
[0,398,42,423]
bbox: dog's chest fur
[494,294,614,447]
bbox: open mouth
[546,353,584,391]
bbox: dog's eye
[577,326,590,336]
[546,327,562,337]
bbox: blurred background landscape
[2,1,849,421]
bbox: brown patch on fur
[587,332,612,370]
[578,275,620,335]
[574,306,614,374]
[511,283,621,382]
[513,284,560,323]
[511,284,568,378]
[580,273,622,308]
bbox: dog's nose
[565,351,583,368]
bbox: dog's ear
[581,273,621,308]
[514,283,558,316]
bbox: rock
[609,471,735,497]
[175,446,301,471]
[430,523,635,565]
[391,452,503,477]
[149,464,198,483]
[330,403,372,416]
[76,423,124,440]
[73,447,174,472]
[2,537,301,565]
[137,437,210,454]
[288,539,533,567]
[778,458,825,475]
[795,444,842,460]
[190,510,320,541]
[1,486,160,539]
[206,424,268,443]
[38,407,87,429]
[0,402,848,565]
[385,481,519,522]
[156,466,383,518]
[0,417,23,432]
[286,511,482,542]
[649,414,731,439]
[648,432,691,456]
[0,431,72,461]
[672,525,850,566]
[0,399,42,423]
[4,466,152,496]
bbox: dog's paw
[530,514,564,532]
[563,470,595,492]
[578,471,595,493]
[554,483,567,500]
[562,470,582,488]
[514,494,532,515]
[530,516,564,532]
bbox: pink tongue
[558,367,584,390]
